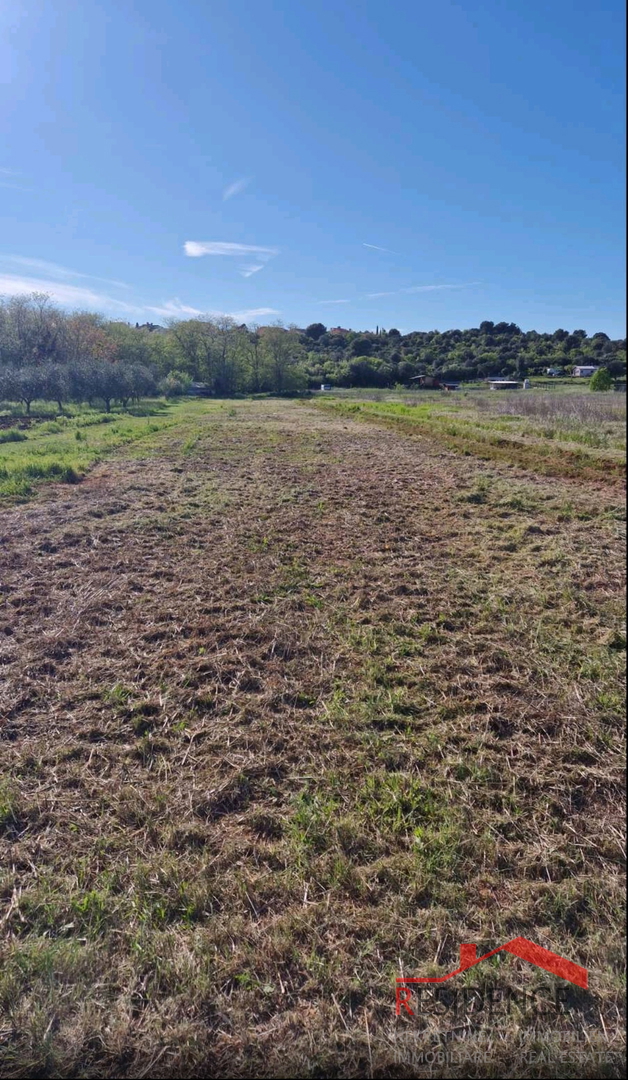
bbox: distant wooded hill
[300,321,626,386]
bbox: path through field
[1,400,625,1077]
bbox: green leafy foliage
[299,322,625,388]
[0,294,625,403]
[590,367,613,391]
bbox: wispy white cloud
[366,282,482,299]
[228,307,281,321]
[146,299,205,318]
[0,250,280,323]
[363,242,398,254]
[0,255,129,289]
[0,273,138,314]
[223,176,251,201]
[335,282,482,303]
[184,241,278,259]
[401,282,481,293]
[146,301,281,323]
[184,240,278,278]
[0,168,33,191]
[0,181,33,191]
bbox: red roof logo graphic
[397,936,588,992]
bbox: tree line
[0,294,625,412]
[0,295,309,411]
[301,320,626,386]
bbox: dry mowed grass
[0,399,625,1078]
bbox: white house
[573,365,599,378]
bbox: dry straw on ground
[0,399,625,1077]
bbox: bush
[0,428,28,444]
[590,368,613,391]
[159,370,192,398]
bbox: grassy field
[0,401,191,502]
[0,396,625,1077]
[313,390,626,483]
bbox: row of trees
[0,361,157,414]
[0,295,625,411]
[0,295,308,410]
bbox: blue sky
[0,0,625,335]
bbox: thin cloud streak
[1,255,129,289]
[0,273,138,314]
[363,243,398,254]
[367,282,482,299]
[146,299,204,318]
[228,307,281,321]
[0,181,34,191]
[147,302,281,323]
[0,168,33,191]
[0,267,280,324]
[223,177,251,201]
[184,240,278,278]
[184,241,278,258]
[326,283,482,303]
[402,282,482,293]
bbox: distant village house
[410,375,460,390]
